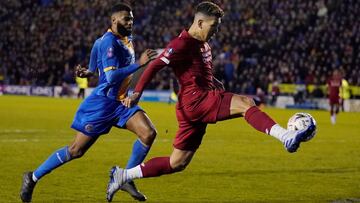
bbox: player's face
[112,11,134,36]
[202,17,221,41]
[333,70,340,78]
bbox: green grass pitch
[1,95,359,202]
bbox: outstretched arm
[105,49,158,85]
[122,57,167,107]
[122,41,189,107]
[134,57,167,94]
[104,64,140,85]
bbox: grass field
[1,95,359,202]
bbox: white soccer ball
[287,112,317,141]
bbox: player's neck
[188,26,205,42]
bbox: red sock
[140,157,174,177]
[244,106,276,134]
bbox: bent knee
[170,160,190,172]
[139,127,157,146]
[68,145,85,159]
[240,95,256,107]
[231,95,256,115]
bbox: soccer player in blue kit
[20,3,157,202]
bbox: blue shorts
[71,93,142,137]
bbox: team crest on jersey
[85,124,94,132]
[164,48,174,57]
[107,47,114,58]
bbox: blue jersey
[89,29,138,101]
[71,29,143,137]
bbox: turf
[1,95,359,202]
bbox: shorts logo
[85,124,94,132]
[107,47,114,58]
[164,48,174,57]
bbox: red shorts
[329,96,340,105]
[173,90,234,151]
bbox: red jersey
[134,30,217,100]
[135,30,233,150]
[327,76,341,99]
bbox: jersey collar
[180,29,202,43]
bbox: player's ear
[111,15,116,24]
[197,19,203,29]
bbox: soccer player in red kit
[106,1,316,199]
[327,69,342,124]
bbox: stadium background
[0,0,360,202]
[1,0,360,97]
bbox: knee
[138,127,157,146]
[242,96,256,108]
[239,96,256,114]
[170,159,190,172]
[232,95,256,115]
[68,144,85,159]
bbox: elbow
[105,71,123,85]
[108,78,116,85]
[106,75,118,85]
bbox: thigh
[216,92,235,121]
[173,120,207,151]
[217,93,256,121]
[177,90,222,123]
[125,111,156,136]
[178,90,232,123]
[114,105,143,128]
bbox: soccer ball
[287,112,317,141]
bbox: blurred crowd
[1,0,359,97]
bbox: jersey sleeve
[100,37,140,85]
[105,64,139,85]
[134,39,190,93]
[88,41,98,73]
[158,39,190,66]
[134,57,167,93]
[100,39,120,70]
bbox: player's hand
[75,65,90,78]
[121,92,141,108]
[139,49,158,67]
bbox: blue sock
[33,146,72,180]
[126,139,150,169]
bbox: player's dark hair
[195,1,224,18]
[111,3,132,15]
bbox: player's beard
[206,33,214,42]
[205,31,216,42]
[117,23,132,37]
